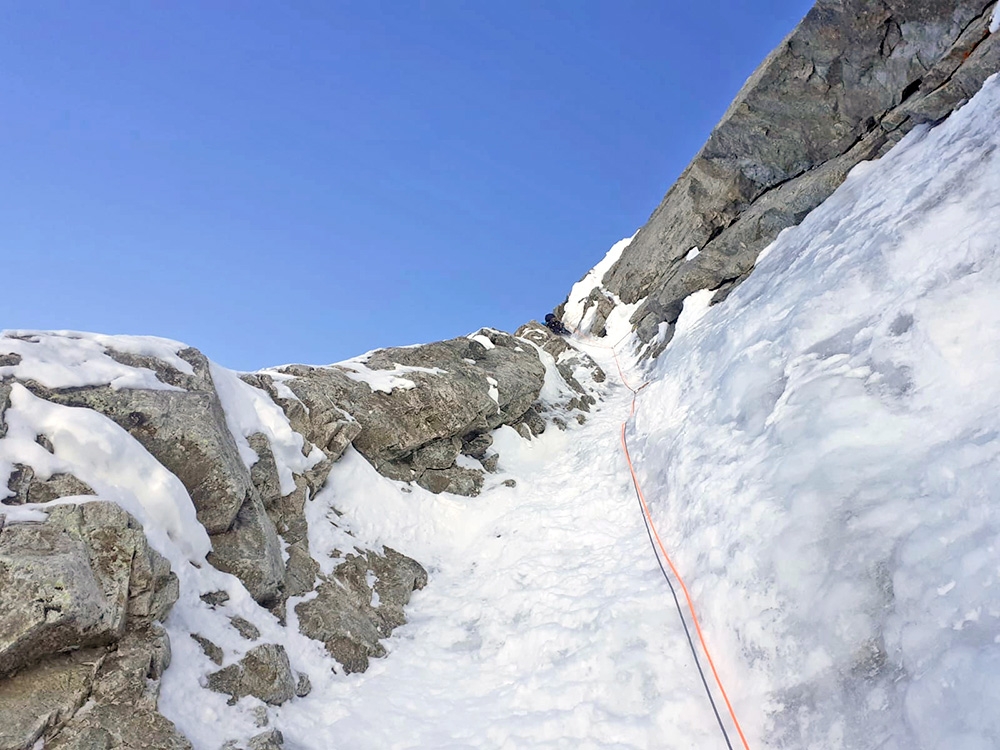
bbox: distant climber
[544,313,570,336]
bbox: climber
[544,313,571,336]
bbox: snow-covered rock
[568,0,1000,354]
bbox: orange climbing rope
[571,322,752,750]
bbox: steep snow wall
[629,72,1000,748]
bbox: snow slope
[627,72,1000,748]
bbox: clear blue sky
[1,1,812,371]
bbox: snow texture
[0,330,193,391]
[562,233,636,335]
[629,72,1000,748]
[0,383,210,562]
[209,362,324,493]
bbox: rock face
[6,345,284,607]
[264,327,596,496]
[0,503,176,677]
[0,502,188,750]
[34,348,251,535]
[563,0,1000,355]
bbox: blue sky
[1,1,812,370]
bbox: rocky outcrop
[564,0,1000,356]
[207,644,298,706]
[0,503,176,677]
[46,628,191,750]
[2,332,442,692]
[33,348,250,534]
[296,548,428,674]
[10,345,287,606]
[266,329,546,496]
[0,502,187,750]
[4,464,94,505]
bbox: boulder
[191,633,224,666]
[207,644,297,706]
[0,503,177,677]
[296,548,427,674]
[416,466,484,496]
[230,616,261,641]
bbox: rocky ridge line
[561,0,1000,357]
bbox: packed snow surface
[627,73,1000,748]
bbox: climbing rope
[570,323,752,750]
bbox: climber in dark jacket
[544,313,571,336]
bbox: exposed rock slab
[567,0,1000,352]
[0,649,105,750]
[47,628,191,750]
